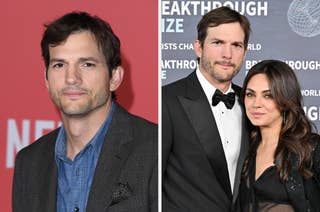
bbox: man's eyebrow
[49,57,102,64]
[78,57,101,63]
[232,41,244,45]
[49,58,66,63]
[208,38,224,42]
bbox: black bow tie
[212,89,235,109]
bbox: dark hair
[197,6,251,49]
[41,11,121,78]
[241,60,314,181]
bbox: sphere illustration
[287,0,320,37]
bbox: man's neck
[199,68,232,93]
[61,101,112,160]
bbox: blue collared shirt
[55,102,115,212]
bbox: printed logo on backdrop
[5,119,61,168]
[161,0,268,84]
[287,0,320,37]
[161,0,320,129]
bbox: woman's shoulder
[310,133,320,174]
[310,132,320,142]
[310,133,320,154]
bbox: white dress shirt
[196,68,242,193]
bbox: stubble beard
[200,55,241,83]
[50,89,109,118]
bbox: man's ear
[109,66,124,92]
[194,40,203,58]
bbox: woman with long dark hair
[239,60,320,211]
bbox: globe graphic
[287,0,320,37]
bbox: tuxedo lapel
[86,104,134,212]
[179,72,232,199]
[231,84,249,204]
[232,110,249,204]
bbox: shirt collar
[55,101,116,161]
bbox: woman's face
[244,73,283,130]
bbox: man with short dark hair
[13,11,157,212]
[162,6,250,211]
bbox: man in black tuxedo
[12,12,157,212]
[162,6,251,211]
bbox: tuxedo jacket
[162,72,249,212]
[12,103,158,212]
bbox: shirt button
[74,207,79,212]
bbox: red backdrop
[0,1,158,211]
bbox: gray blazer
[12,103,158,212]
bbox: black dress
[240,156,295,212]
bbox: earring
[282,111,287,124]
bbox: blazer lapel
[179,72,232,199]
[37,132,58,212]
[86,104,134,212]
[41,157,58,212]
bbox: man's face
[194,22,247,85]
[46,31,116,117]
